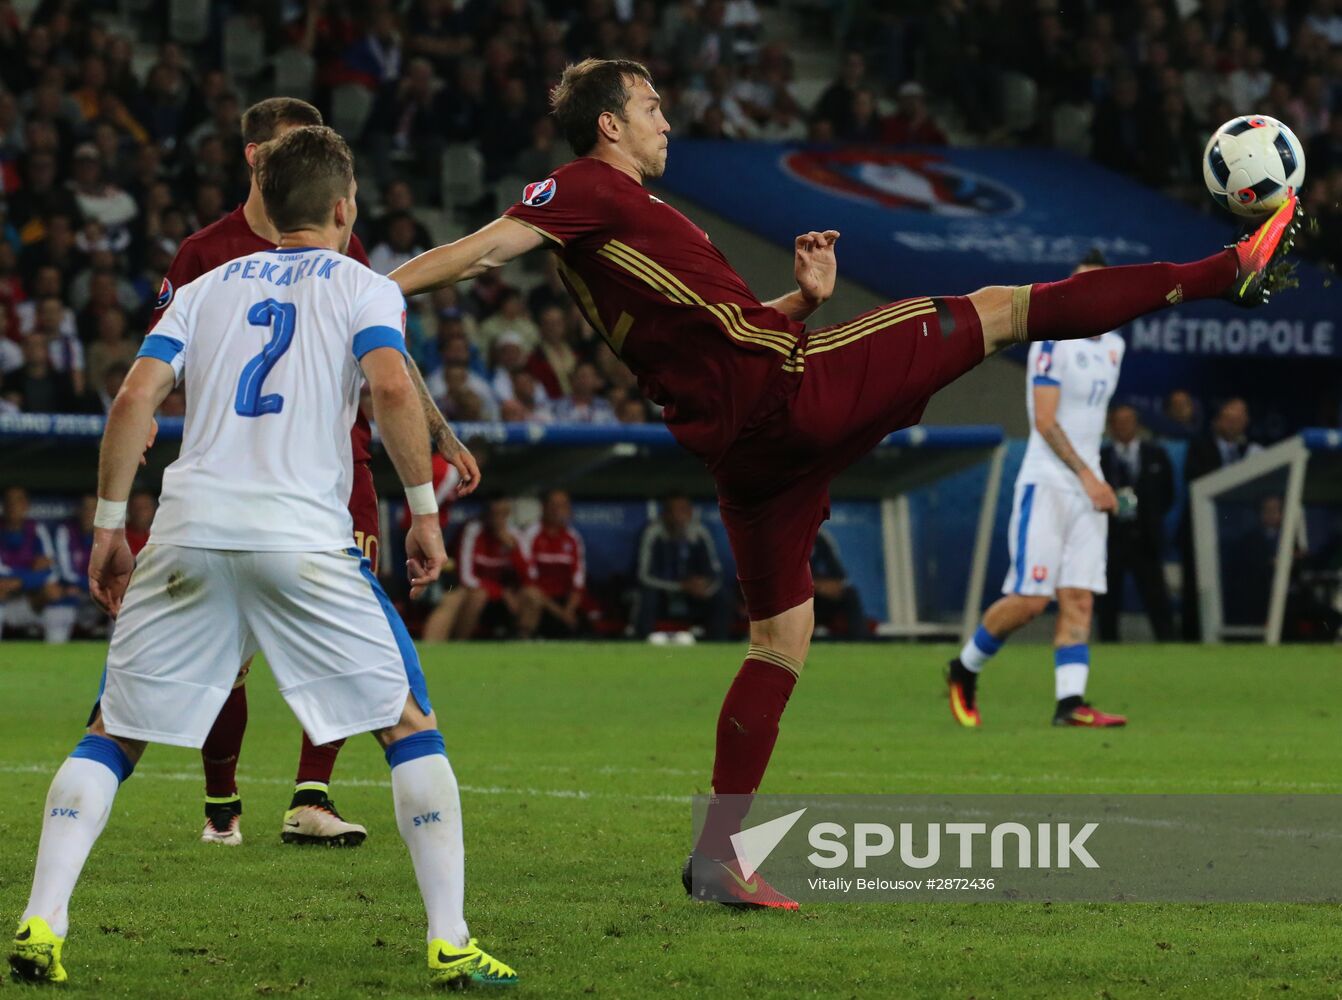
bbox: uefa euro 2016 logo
[781,149,1021,217]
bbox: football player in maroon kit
[152,98,480,848]
[390,60,1301,908]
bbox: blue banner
[657,142,1338,353]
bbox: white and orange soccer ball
[1203,114,1306,218]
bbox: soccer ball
[1203,115,1305,218]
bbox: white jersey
[1017,333,1125,494]
[140,246,407,551]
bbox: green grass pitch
[2,641,1341,998]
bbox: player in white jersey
[946,253,1130,729]
[9,127,516,989]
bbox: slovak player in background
[948,252,1129,729]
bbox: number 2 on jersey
[235,299,296,417]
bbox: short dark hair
[551,58,653,156]
[1079,247,1108,268]
[241,97,323,146]
[256,126,354,233]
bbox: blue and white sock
[22,735,134,938]
[386,730,469,948]
[959,625,1005,673]
[1054,644,1090,701]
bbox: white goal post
[1190,429,1342,645]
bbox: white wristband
[93,498,127,530]
[405,482,437,516]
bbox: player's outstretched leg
[948,595,1048,727]
[10,732,139,985]
[281,734,367,847]
[378,705,516,987]
[977,194,1303,355]
[200,674,248,846]
[684,610,806,911]
[1051,589,1126,728]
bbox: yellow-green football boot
[428,937,517,988]
[9,916,67,984]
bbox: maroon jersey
[504,157,804,465]
[149,205,375,463]
[457,520,531,601]
[518,521,585,599]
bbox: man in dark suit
[1180,397,1260,640]
[1099,405,1175,641]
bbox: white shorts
[1000,482,1107,597]
[98,545,430,748]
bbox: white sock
[22,757,121,938]
[1054,644,1090,701]
[958,624,1005,673]
[391,753,470,948]
[42,604,77,644]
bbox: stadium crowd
[1,1,1340,422]
[0,0,1337,642]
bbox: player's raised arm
[763,230,841,323]
[391,218,546,297]
[360,347,446,597]
[91,355,177,613]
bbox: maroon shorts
[714,296,984,620]
[349,461,380,566]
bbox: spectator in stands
[633,493,729,640]
[422,496,540,641]
[365,179,433,249]
[430,334,499,421]
[616,397,649,424]
[1163,389,1202,439]
[95,361,128,414]
[527,303,577,399]
[0,311,20,377]
[519,489,588,637]
[501,370,553,423]
[839,88,881,143]
[1092,73,1144,176]
[880,82,948,146]
[42,494,100,642]
[553,360,618,425]
[491,332,548,413]
[0,485,64,642]
[815,51,867,138]
[85,308,136,392]
[479,289,540,354]
[1,334,84,413]
[1099,405,1176,641]
[811,528,866,640]
[368,211,429,276]
[1181,398,1262,639]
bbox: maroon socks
[1025,250,1238,342]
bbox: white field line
[1,760,1338,798]
[0,763,691,804]
[481,761,1342,793]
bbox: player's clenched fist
[88,528,134,616]
[794,230,841,308]
[405,517,447,599]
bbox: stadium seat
[330,84,375,142]
[1052,103,1094,156]
[168,0,210,46]
[272,49,316,102]
[223,16,266,81]
[441,143,485,209]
